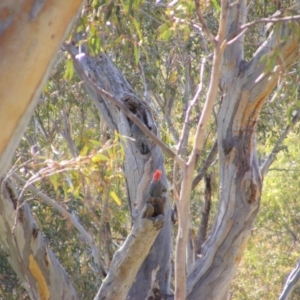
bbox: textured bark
[196,174,212,254]
[186,2,300,299]
[69,47,172,299]
[94,206,164,300]
[0,179,78,300]
[0,0,83,178]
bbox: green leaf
[132,17,143,41]
[110,191,121,206]
[159,29,172,41]
[80,145,89,156]
[63,59,74,80]
[89,140,102,146]
[49,174,59,191]
[92,153,109,163]
[134,44,139,65]
[211,0,220,12]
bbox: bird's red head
[153,169,162,181]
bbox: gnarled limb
[67,44,173,299]
[187,2,300,299]
[0,178,78,300]
[94,205,164,300]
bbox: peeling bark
[186,2,300,299]
[0,179,78,300]
[94,205,164,300]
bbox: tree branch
[0,0,84,178]
[174,2,229,298]
[94,207,164,300]
[194,0,216,45]
[11,172,107,275]
[0,178,78,300]
[227,8,300,46]
[261,110,300,177]
[279,259,300,300]
[65,43,185,169]
[173,58,206,198]
[196,174,212,254]
[192,140,218,189]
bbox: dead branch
[261,110,300,177]
[94,206,164,300]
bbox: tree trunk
[0,179,78,300]
[186,2,300,299]
[68,46,172,299]
[0,0,83,177]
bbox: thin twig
[194,0,216,45]
[173,58,206,198]
[192,140,218,189]
[242,14,300,29]
[177,58,206,155]
[261,110,300,177]
[174,1,229,298]
[227,13,300,45]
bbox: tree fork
[67,44,173,299]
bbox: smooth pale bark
[0,1,85,299]
[68,46,172,299]
[0,0,83,177]
[186,2,300,299]
[279,259,300,300]
[175,2,228,297]
[0,179,78,300]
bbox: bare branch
[194,0,216,45]
[242,14,300,29]
[174,2,229,298]
[192,140,218,190]
[227,7,300,46]
[189,0,228,167]
[61,108,78,158]
[173,58,206,198]
[279,259,300,300]
[94,208,164,300]
[135,157,152,213]
[0,178,78,300]
[177,58,206,156]
[261,110,300,177]
[0,0,84,178]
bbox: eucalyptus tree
[0,1,300,300]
